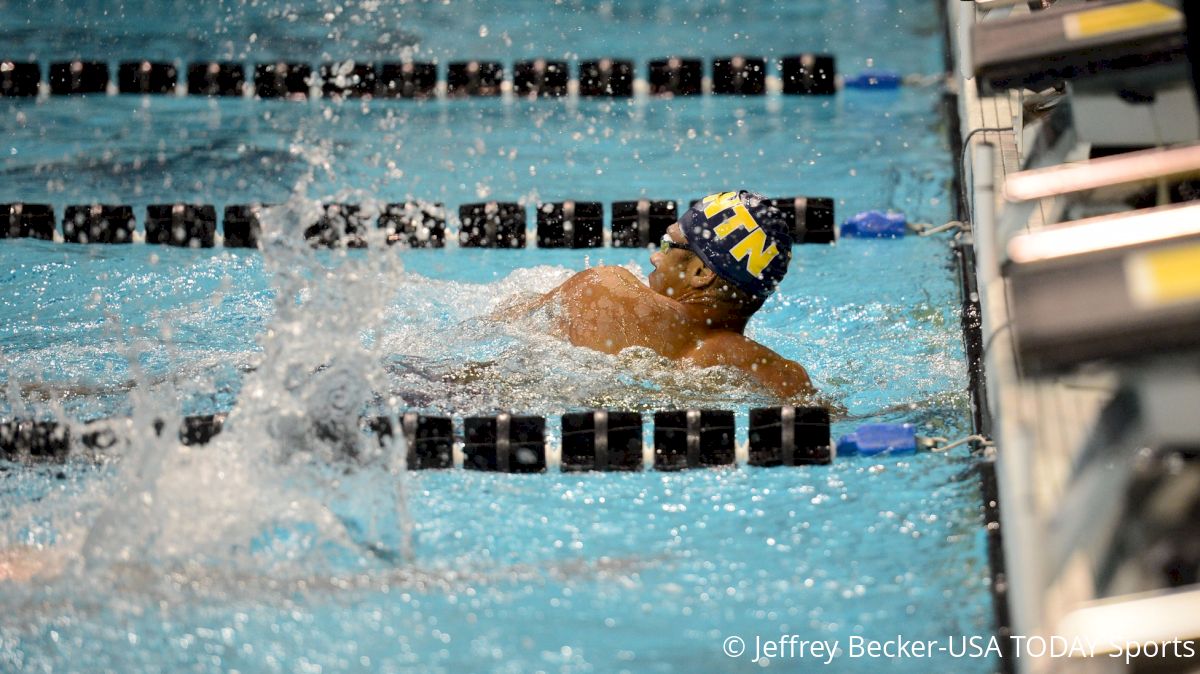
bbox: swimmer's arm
[690,335,818,402]
[735,344,818,403]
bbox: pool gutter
[943,1,1014,670]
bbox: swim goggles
[658,234,690,254]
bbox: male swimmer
[0,191,821,584]
[507,189,818,402]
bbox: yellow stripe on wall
[1126,241,1200,308]
[1063,0,1181,41]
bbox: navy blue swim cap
[679,190,792,298]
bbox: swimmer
[502,190,818,402]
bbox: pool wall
[943,3,1012,670]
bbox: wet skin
[511,223,816,402]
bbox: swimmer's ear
[686,257,717,290]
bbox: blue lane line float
[836,423,917,456]
[842,69,903,90]
[840,210,907,238]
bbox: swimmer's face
[648,223,693,299]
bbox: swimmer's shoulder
[574,265,641,285]
[565,266,649,298]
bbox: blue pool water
[0,1,995,672]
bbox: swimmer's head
[678,190,792,299]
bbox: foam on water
[3,194,412,586]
